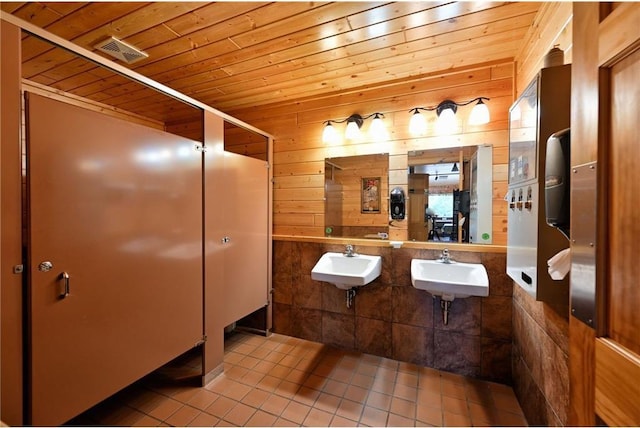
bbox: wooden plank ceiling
[3,1,541,123]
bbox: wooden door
[594,4,640,425]
[26,93,204,425]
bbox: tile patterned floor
[68,332,527,426]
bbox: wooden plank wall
[514,1,573,96]
[228,61,513,244]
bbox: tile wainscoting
[272,241,513,384]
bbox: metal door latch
[38,261,53,272]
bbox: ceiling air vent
[94,37,148,64]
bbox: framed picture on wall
[361,177,381,213]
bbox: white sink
[411,259,489,300]
[311,252,382,290]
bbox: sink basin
[311,252,382,290]
[411,259,489,299]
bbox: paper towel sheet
[547,248,570,280]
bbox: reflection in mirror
[224,121,269,160]
[324,154,389,239]
[408,146,492,244]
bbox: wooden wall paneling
[1,19,24,426]
[515,2,573,95]
[595,339,640,426]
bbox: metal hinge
[265,162,270,169]
[195,335,207,347]
[195,144,208,153]
[13,264,24,274]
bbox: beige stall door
[594,5,640,426]
[26,93,204,425]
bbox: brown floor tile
[269,363,293,379]
[396,371,419,388]
[241,388,271,409]
[252,360,277,375]
[280,400,311,424]
[493,390,524,414]
[313,392,342,413]
[165,405,200,426]
[442,395,469,416]
[323,378,348,397]
[366,390,392,411]
[131,414,162,427]
[187,389,220,411]
[351,372,375,389]
[274,417,299,426]
[293,386,321,407]
[441,380,467,400]
[245,410,278,427]
[187,411,219,426]
[443,410,472,427]
[302,373,327,391]
[394,382,418,402]
[147,398,182,421]
[360,405,389,426]
[387,412,415,427]
[416,403,442,426]
[205,396,237,419]
[497,410,528,426]
[224,365,250,381]
[240,369,265,387]
[304,407,334,427]
[330,414,359,426]
[223,402,256,426]
[336,398,365,421]
[274,379,300,399]
[221,380,252,401]
[255,374,281,393]
[344,384,369,404]
[260,393,290,417]
[390,396,416,418]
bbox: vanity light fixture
[409,97,490,136]
[322,113,386,144]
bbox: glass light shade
[322,123,339,144]
[345,120,361,140]
[468,100,490,125]
[409,110,427,135]
[369,115,387,141]
[436,107,457,134]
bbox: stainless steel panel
[570,162,597,327]
[26,93,203,425]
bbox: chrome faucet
[440,248,452,264]
[344,244,357,257]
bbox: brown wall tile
[434,296,481,336]
[321,282,353,315]
[392,323,433,367]
[481,295,512,340]
[291,307,322,343]
[433,331,481,378]
[355,284,392,321]
[356,317,392,358]
[293,274,322,310]
[322,312,355,351]
[273,302,292,337]
[392,286,434,328]
[481,338,511,384]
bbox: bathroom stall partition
[25,95,271,425]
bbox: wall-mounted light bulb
[436,106,457,134]
[322,122,339,144]
[468,99,490,125]
[345,119,362,140]
[409,109,427,136]
[369,113,387,141]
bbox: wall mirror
[408,145,493,244]
[324,153,389,239]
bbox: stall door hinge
[195,144,208,153]
[195,335,207,347]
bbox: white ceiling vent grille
[94,37,148,64]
